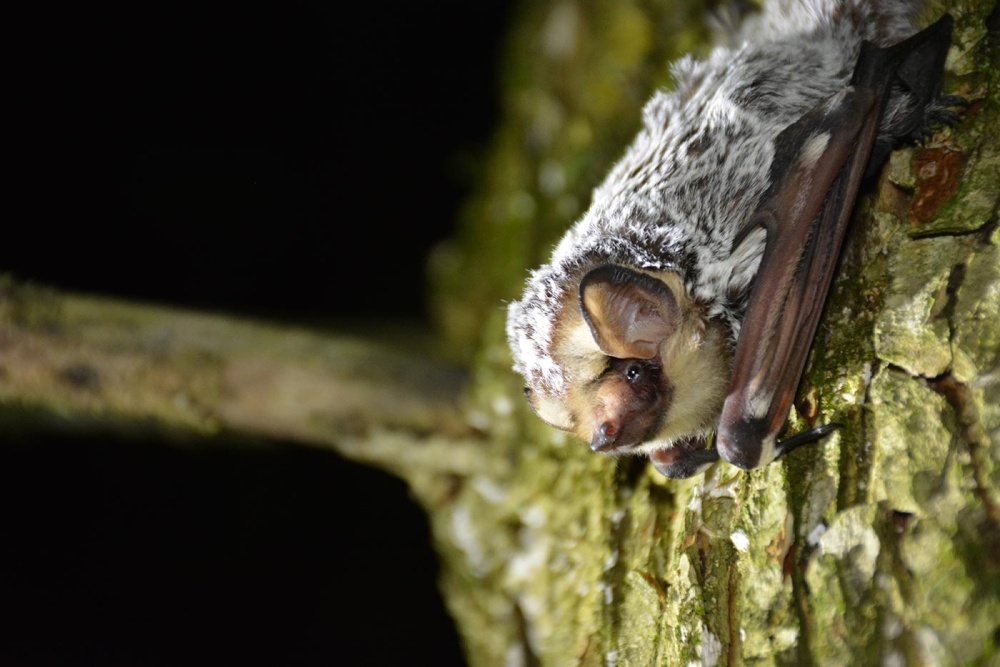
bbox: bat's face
[524,265,731,457]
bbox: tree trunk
[1,1,997,665]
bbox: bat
[505,0,960,478]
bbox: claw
[773,422,841,460]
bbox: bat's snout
[590,421,621,452]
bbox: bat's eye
[625,363,643,384]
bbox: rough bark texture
[1,1,997,665]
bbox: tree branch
[0,278,479,477]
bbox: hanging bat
[505,0,960,478]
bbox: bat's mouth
[593,443,645,457]
[589,416,667,455]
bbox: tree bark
[1,1,998,665]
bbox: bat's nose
[590,421,619,452]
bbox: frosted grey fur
[506,0,921,396]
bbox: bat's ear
[579,265,678,359]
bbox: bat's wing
[716,16,954,469]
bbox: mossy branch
[0,279,485,478]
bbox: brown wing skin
[716,16,955,469]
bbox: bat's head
[509,264,730,456]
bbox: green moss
[875,236,965,376]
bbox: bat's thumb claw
[773,422,841,459]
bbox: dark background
[4,1,512,664]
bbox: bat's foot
[908,94,968,143]
[774,422,841,460]
[868,98,964,178]
[866,14,961,176]
[869,93,966,176]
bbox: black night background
[3,1,512,664]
